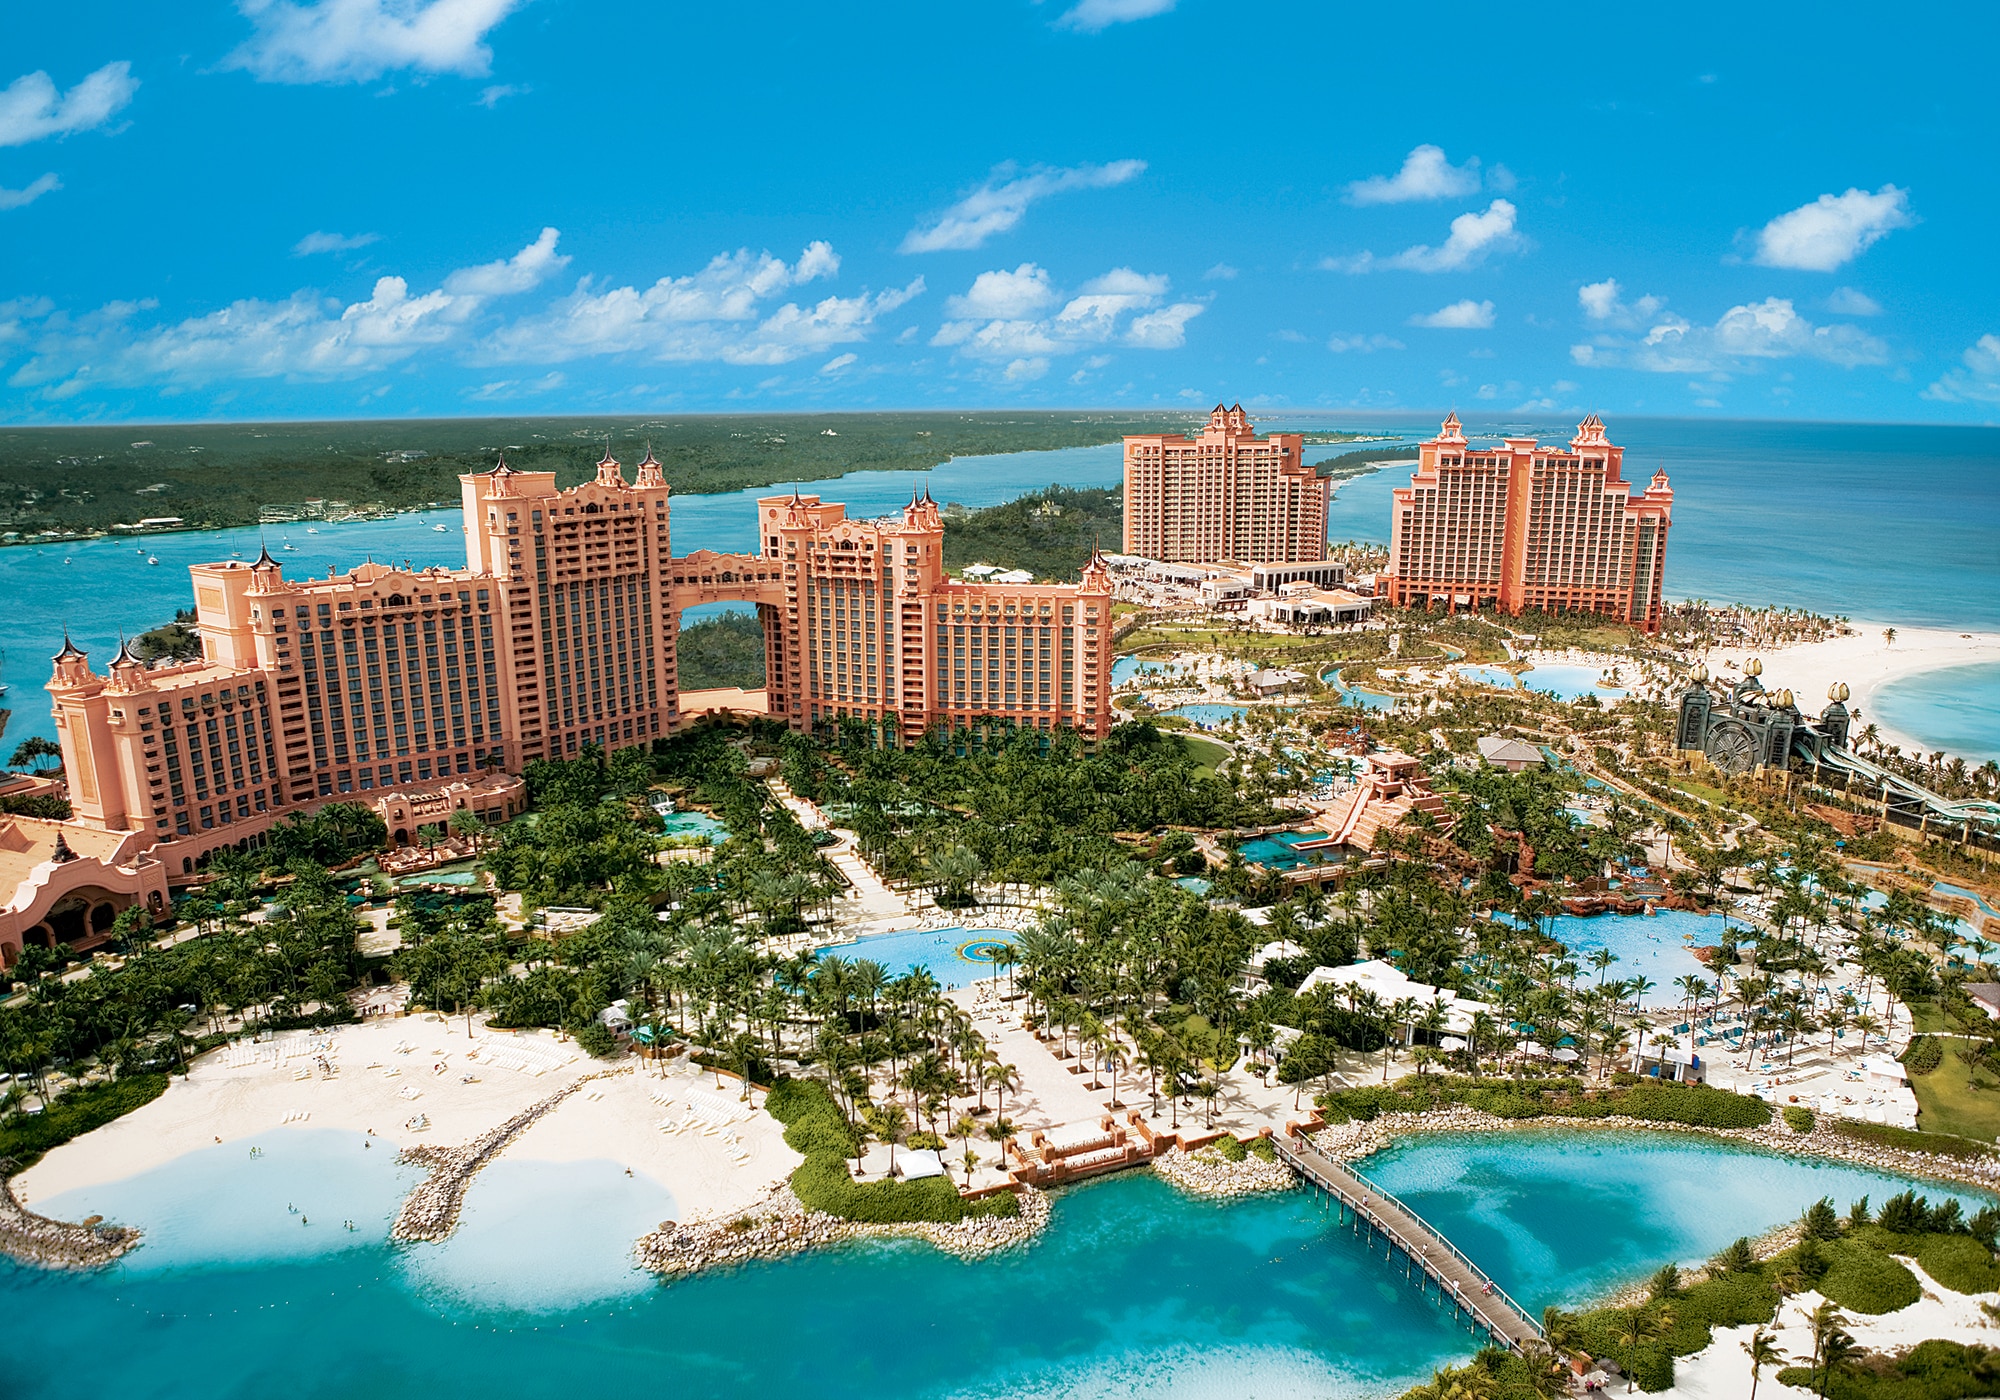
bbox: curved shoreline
[0,1168,141,1270]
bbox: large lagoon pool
[1167,703,1248,727]
[15,1124,1992,1400]
[1874,660,2000,766]
[821,924,1018,990]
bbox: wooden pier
[1273,1134,1543,1354]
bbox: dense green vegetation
[1303,1074,1774,1129]
[676,612,768,691]
[938,484,1122,580]
[0,411,1191,537]
[1414,1192,2000,1400]
[767,1078,1016,1223]
[0,1074,167,1169]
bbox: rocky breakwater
[0,1162,140,1269]
[391,1068,629,1244]
[1305,1104,2000,1200]
[1153,1144,1296,1198]
[637,1184,1052,1279]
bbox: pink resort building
[23,452,1115,957]
[1122,405,1327,564]
[1383,414,1673,633]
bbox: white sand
[1708,626,2000,759]
[1651,1259,1997,1400]
[14,1017,797,1225]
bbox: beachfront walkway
[768,778,911,925]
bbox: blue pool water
[1319,668,1400,711]
[1873,660,2000,766]
[1516,664,1628,701]
[1455,664,1520,690]
[1169,703,1248,727]
[12,1124,1993,1400]
[821,924,1018,990]
[1112,655,1189,686]
[1486,910,1727,1005]
[660,810,729,840]
[1238,831,1337,872]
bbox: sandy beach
[13,1016,799,1227]
[1707,625,2000,760]
[1655,1258,1999,1400]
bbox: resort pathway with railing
[1272,1134,1543,1354]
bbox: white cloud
[932,264,1196,360]
[482,243,914,367]
[1580,296,1889,374]
[1053,0,1174,32]
[1330,200,1522,273]
[1003,357,1049,382]
[1327,333,1404,353]
[1923,334,2000,405]
[466,370,561,400]
[226,0,523,84]
[0,62,138,147]
[1410,299,1494,329]
[1345,145,1482,206]
[1825,286,1882,316]
[442,225,567,296]
[5,229,595,396]
[1124,302,1203,349]
[1203,262,1239,281]
[819,352,858,376]
[945,263,1056,320]
[476,82,524,107]
[1753,185,1914,271]
[293,229,380,256]
[1577,278,1664,327]
[900,159,1144,252]
[0,173,61,210]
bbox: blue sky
[2,0,1997,424]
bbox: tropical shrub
[1903,1035,1946,1076]
[1783,1105,1817,1133]
[1915,1234,2000,1296]
[1211,1134,1248,1162]
[1829,1120,1996,1161]
[765,1078,1018,1225]
[1778,1340,2000,1400]
[0,1074,168,1169]
[1812,1237,1921,1314]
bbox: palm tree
[1743,1327,1787,1400]
[1619,1304,1674,1393]
[9,736,63,774]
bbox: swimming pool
[1112,655,1188,686]
[660,810,729,841]
[1237,830,1339,872]
[1319,667,1399,711]
[1488,910,1727,1003]
[1455,664,1521,690]
[820,925,1019,990]
[1516,663,1628,701]
[1168,703,1248,726]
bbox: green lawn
[1907,1037,2000,1142]
[1173,734,1229,776]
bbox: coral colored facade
[1122,404,1325,564]
[1384,414,1673,632]
[44,455,1115,873]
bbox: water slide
[1807,742,2000,831]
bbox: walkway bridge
[1273,1133,1544,1354]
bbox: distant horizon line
[2,405,1998,434]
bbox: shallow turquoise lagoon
[1360,1129,1993,1312]
[1319,668,1400,711]
[822,924,1018,990]
[12,1126,1994,1400]
[1516,663,1627,701]
[1239,830,1336,872]
[1874,660,2000,766]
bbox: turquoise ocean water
[4,418,1997,754]
[11,1126,1988,1400]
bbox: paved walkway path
[768,780,910,924]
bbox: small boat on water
[282,543,297,551]
[305,527,318,534]
[147,555,159,565]
[432,523,448,532]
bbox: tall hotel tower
[1121,405,1327,563]
[1383,413,1673,632]
[43,454,1113,874]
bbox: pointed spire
[54,630,84,661]
[115,630,141,666]
[255,533,278,568]
[50,830,77,864]
[639,440,658,467]
[491,451,514,477]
